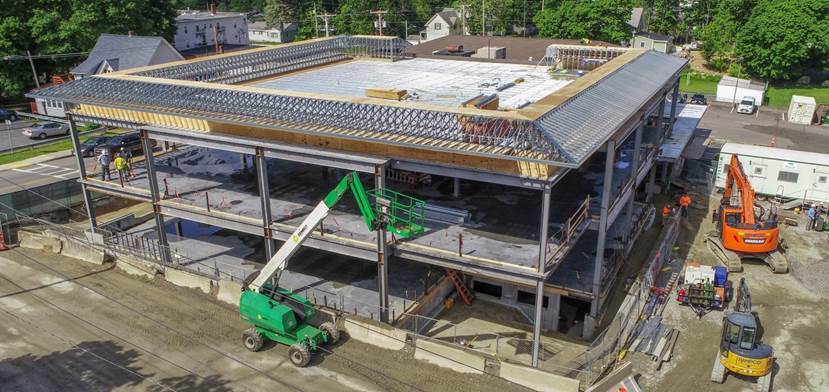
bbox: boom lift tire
[242,328,264,352]
[320,322,340,345]
[289,343,311,367]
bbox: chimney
[128,31,134,37]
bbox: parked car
[736,96,756,114]
[76,135,113,157]
[690,94,707,105]
[22,122,69,139]
[0,108,18,122]
[93,132,154,157]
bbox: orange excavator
[707,154,788,273]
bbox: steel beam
[140,129,170,263]
[669,83,679,135]
[376,165,390,323]
[532,185,551,368]
[145,126,385,173]
[389,159,561,189]
[255,149,276,259]
[68,115,97,232]
[591,139,615,317]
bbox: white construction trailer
[716,143,829,205]
[788,95,816,125]
[715,76,765,105]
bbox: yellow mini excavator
[710,278,774,391]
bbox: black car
[77,135,112,157]
[0,108,18,122]
[690,94,707,105]
[93,132,154,157]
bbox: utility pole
[404,20,408,39]
[317,13,335,37]
[313,3,319,38]
[370,9,387,36]
[26,51,39,89]
[460,4,467,35]
[481,0,486,36]
[522,0,527,37]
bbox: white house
[716,143,829,203]
[420,9,462,43]
[248,21,297,43]
[175,10,249,52]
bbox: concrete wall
[116,255,160,279]
[165,267,215,294]
[59,235,107,265]
[500,361,580,392]
[470,278,561,332]
[343,317,408,351]
[19,230,62,253]
[216,279,243,306]
[414,337,488,374]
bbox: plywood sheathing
[211,121,557,178]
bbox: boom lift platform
[707,154,788,273]
[239,172,425,366]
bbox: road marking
[12,163,79,180]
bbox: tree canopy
[533,0,633,44]
[0,0,177,99]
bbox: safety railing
[546,195,591,269]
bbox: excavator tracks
[706,232,789,273]
[706,232,743,272]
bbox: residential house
[175,9,249,53]
[33,33,183,117]
[248,21,297,43]
[632,32,674,53]
[420,9,463,43]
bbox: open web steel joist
[27,36,686,167]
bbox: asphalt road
[0,119,62,151]
[0,155,95,195]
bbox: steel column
[657,94,666,144]
[256,149,276,259]
[453,177,461,198]
[669,83,679,136]
[591,140,615,317]
[626,121,644,223]
[647,165,657,202]
[68,114,97,232]
[140,129,170,263]
[532,185,551,368]
[376,165,390,323]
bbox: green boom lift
[239,171,425,366]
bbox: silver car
[23,122,69,139]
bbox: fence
[579,211,681,386]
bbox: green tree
[648,0,678,36]
[734,0,829,80]
[697,0,755,71]
[264,0,300,30]
[534,0,632,44]
[333,0,374,35]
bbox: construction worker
[662,203,671,226]
[114,152,129,185]
[120,147,134,178]
[807,204,816,231]
[97,149,111,181]
[679,193,692,217]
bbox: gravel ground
[0,247,530,392]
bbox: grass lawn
[766,85,829,108]
[678,71,721,95]
[0,129,126,166]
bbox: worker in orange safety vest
[661,204,671,226]
[679,193,692,217]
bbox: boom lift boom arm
[247,171,423,292]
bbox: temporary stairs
[445,268,473,305]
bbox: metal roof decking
[27,37,686,167]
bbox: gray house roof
[71,34,184,77]
[627,8,644,31]
[249,21,297,32]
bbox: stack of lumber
[365,87,407,101]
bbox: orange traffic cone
[0,227,8,251]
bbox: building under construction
[28,35,687,367]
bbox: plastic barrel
[714,266,728,287]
